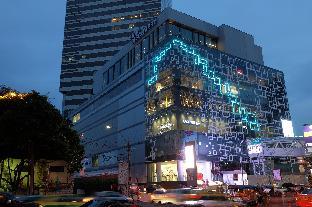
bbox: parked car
[295,188,312,207]
[0,192,42,207]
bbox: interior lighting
[147,38,260,131]
[106,125,111,129]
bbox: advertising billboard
[281,119,294,137]
[304,125,312,143]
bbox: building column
[156,162,162,182]
[177,160,184,181]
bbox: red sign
[197,173,203,180]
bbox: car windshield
[301,189,312,194]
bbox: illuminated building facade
[70,8,290,184]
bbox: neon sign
[147,38,260,131]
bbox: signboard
[281,119,294,137]
[130,18,157,43]
[304,125,312,142]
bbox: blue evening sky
[0,0,311,135]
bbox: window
[181,27,192,41]
[150,32,154,50]
[128,49,135,68]
[155,70,173,92]
[159,90,173,109]
[193,32,199,44]
[233,174,238,181]
[153,30,158,47]
[49,166,65,172]
[199,34,204,45]
[92,155,99,167]
[211,38,217,48]
[73,113,80,123]
[109,66,114,82]
[159,23,166,42]
[120,55,128,74]
[111,18,120,22]
[168,23,179,36]
[114,61,120,78]
[180,90,201,108]
[135,43,142,64]
[181,75,203,90]
[112,26,120,31]
[147,100,156,115]
[205,36,211,47]
[103,71,109,86]
[142,36,149,56]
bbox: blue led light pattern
[147,38,260,131]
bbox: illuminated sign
[281,119,294,137]
[183,119,200,126]
[185,144,195,169]
[130,18,157,43]
[247,144,263,154]
[304,125,312,138]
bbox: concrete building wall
[218,24,263,65]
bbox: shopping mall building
[70,8,291,184]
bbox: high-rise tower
[60,0,172,116]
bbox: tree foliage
[0,87,84,191]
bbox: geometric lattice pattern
[148,39,260,131]
[145,36,290,162]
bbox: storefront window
[151,114,177,135]
[161,161,178,181]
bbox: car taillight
[188,194,200,199]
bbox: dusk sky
[0,0,311,135]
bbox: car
[227,185,259,205]
[0,192,42,207]
[151,188,201,204]
[80,197,137,207]
[295,188,312,207]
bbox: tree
[0,87,84,194]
